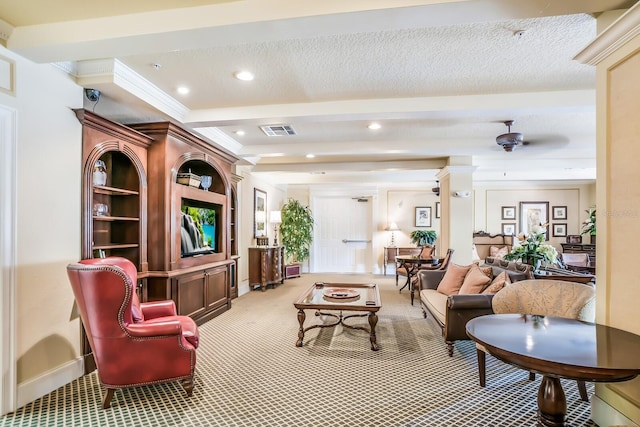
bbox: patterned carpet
[1,274,597,426]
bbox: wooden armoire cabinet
[77,110,241,327]
[128,121,240,324]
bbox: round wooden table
[466,314,640,427]
[395,255,440,305]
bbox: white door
[313,196,372,273]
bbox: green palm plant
[279,199,314,263]
[409,229,437,246]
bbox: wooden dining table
[395,255,441,305]
[466,314,640,427]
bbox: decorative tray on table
[323,288,359,299]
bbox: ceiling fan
[496,120,529,152]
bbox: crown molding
[75,58,189,122]
[574,2,640,65]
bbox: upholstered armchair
[476,279,595,401]
[66,257,199,409]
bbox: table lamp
[270,210,282,246]
[386,222,400,246]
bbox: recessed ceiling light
[306,154,315,158]
[177,86,190,95]
[234,71,254,81]
[235,130,245,136]
[368,123,381,130]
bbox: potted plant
[580,208,596,244]
[409,229,437,247]
[279,199,314,265]
[503,224,558,270]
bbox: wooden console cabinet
[248,246,284,291]
[561,243,596,263]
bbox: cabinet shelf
[93,243,139,250]
[94,185,139,196]
[93,215,140,222]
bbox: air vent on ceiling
[260,125,296,136]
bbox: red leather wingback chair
[66,257,199,409]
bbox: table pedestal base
[537,376,567,427]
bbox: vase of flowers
[503,223,558,270]
[581,208,596,244]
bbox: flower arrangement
[503,223,558,269]
[581,208,596,236]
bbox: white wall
[237,167,287,295]
[0,46,84,405]
[474,182,596,252]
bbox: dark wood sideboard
[248,246,285,291]
[561,243,596,262]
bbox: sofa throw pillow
[459,264,492,294]
[482,271,511,294]
[479,265,493,279]
[490,245,509,259]
[437,263,472,296]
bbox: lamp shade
[270,210,282,224]
[387,222,400,231]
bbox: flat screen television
[180,198,221,258]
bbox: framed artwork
[552,206,567,220]
[435,202,441,219]
[519,201,549,240]
[501,206,516,220]
[501,223,516,236]
[552,223,567,237]
[415,206,432,227]
[254,188,267,237]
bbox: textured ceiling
[2,0,635,188]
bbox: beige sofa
[417,257,532,356]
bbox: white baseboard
[238,280,250,297]
[17,357,84,409]
[592,395,639,427]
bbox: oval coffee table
[466,314,640,427]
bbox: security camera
[84,88,101,102]
[454,191,471,198]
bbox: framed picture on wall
[552,206,567,220]
[552,223,567,237]
[502,223,516,236]
[435,202,441,219]
[519,201,549,240]
[501,206,516,220]
[415,206,432,227]
[254,188,267,237]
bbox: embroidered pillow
[437,263,472,296]
[482,271,511,294]
[459,264,492,294]
[490,245,509,259]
